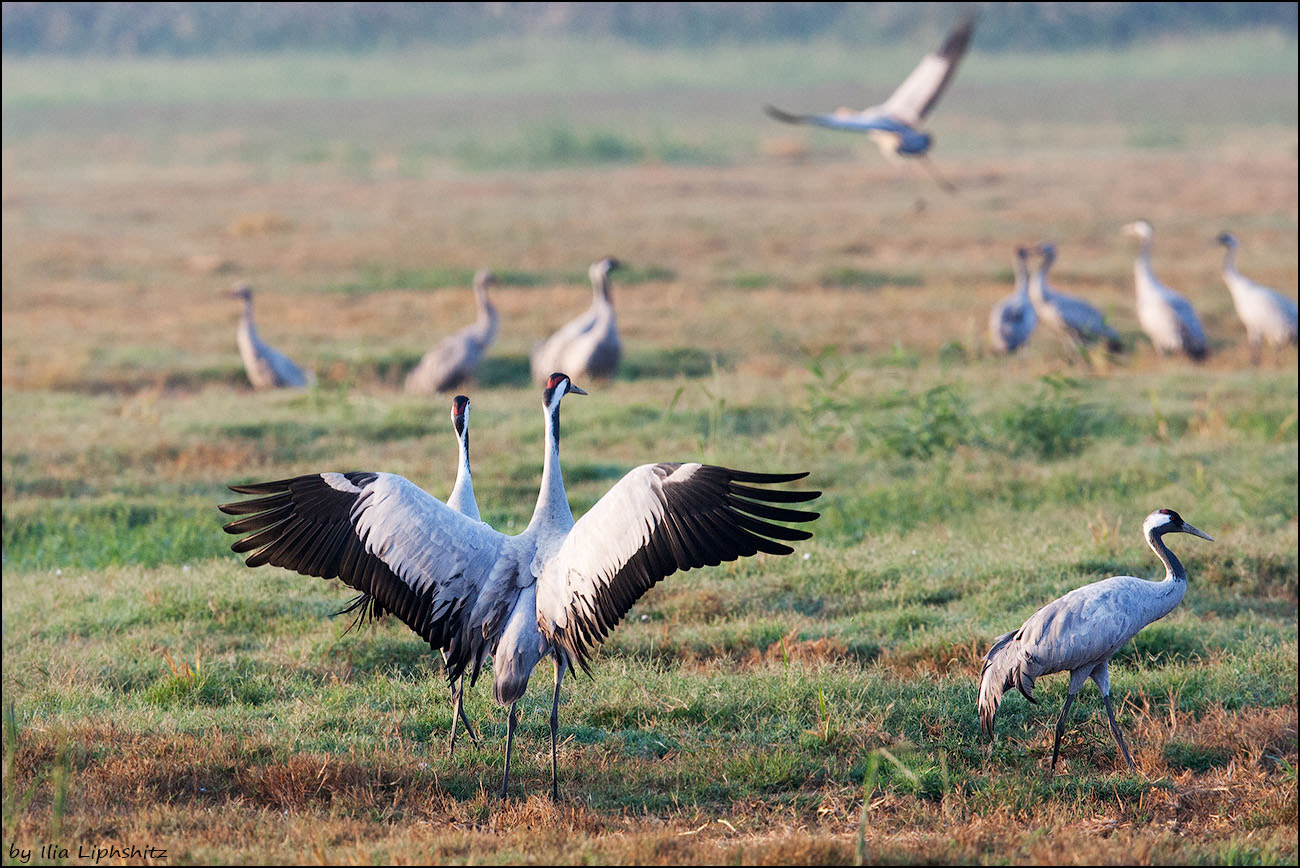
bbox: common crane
[228,283,313,389]
[530,258,622,386]
[1215,231,1297,362]
[763,13,976,192]
[220,372,820,800]
[337,395,484,754]
[1122,220,1209,361]
[1027,243,1124,354]
[988,246,1038,354]
[978,508,1213,775]
[404,270,500,395]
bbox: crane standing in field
[405,270,500,395]
[220,373,820,800]
[763,13,977,192]
[228,282,313,389]
[339,395,484,755]
[978,508,1213,775]
[1123,220,1209,361]
[1215,231,1297,363]
[988,246,1038,354]
[1027,243,1124,355]
[530,257,623,386]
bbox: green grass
[2,30,1297,866]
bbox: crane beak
[567,383,588,396]
[1182,523,1213,542]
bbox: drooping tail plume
[977,630,1033,738]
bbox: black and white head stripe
[451,395,470,437]
[538,463,820,674]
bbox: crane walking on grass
[405,270,500,395]
[978,508,1213,775]
[1215,231,1297,362]
[1123,220,1209,361]
[1027,243,1123,354]
[989,246,1038,354]
[220,373,820,800]
[228,282,313,389]
[763,13,977,192]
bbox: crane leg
[500,701,518,799]
[1101,693,1137,772]
[1049,692,1077,776]
[549,655,568,802]
[448,677,478,756]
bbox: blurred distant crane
[530,257,623,386]
[405,270,499,394]
[1027,243,1123,354]
[989,246,1038,354]
[228,282,313,389]
[1122,220,1209,361]
[1215,231,1297,363]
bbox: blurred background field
[2,3,1297,864]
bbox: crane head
[1122,219,1154,242]
[451,395,470,437]
[227,282,253,301]
[543,372,587,407]
[1144,508,1214,542]
[1214,231,1238,249]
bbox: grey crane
[988,246,1038,354]
[219,372,819,800]
[228,283,313,389]
[337,395,483,754]
[978,508,1213,775]
[1216,231,1297,362]
[1122,220,1209,361]
[763,13,976,192]
[530,257,622,386]
[404,270,500,395]
[1027,243,1124,353]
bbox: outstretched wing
[764,103,911,134]
[880,14,976,125]
[219,471,507,680]
[536,463,820,673]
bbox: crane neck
[1146,526,1187,585]
[1220,244,1240,281]
[475,291,500,339]
[448,428,480,521]
[1028,256,1050,305]
[527,397,574,532]
[1133,238,1159,294]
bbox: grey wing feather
[537,464,819,673]
[880,14,976,124]
[219,471,504,680]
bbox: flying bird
[530,257,623,386]
[405,270,500,395]
[1123,220,1209,361]
[763,13,977,191]
[1215,231,1297,363]
[220,373,820,799]
[228,282,313,389]
[978,509,1213,775]
[989,246,1038,354]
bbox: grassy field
[2,33,1297,865]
